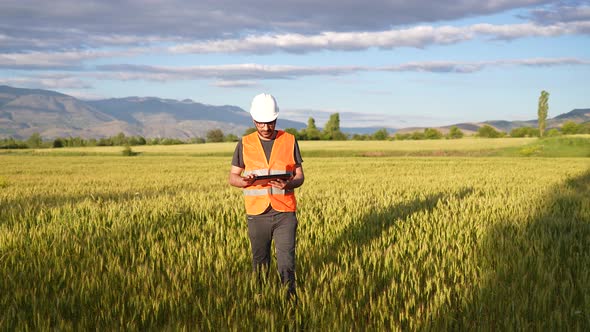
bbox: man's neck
[258,130,277,141]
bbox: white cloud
[170,21,590,54]
[0,19,587,70]
[0,49,144,69]
[0,1,555,53]
[0,75,92,89]
[211,80,260,88]
[528,3,590,24]
[94,63,364,81]
[89,58,589,82]
[4,57,587,91]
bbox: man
[229,93,304,299]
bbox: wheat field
[1,141,589,330]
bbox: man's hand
[269,177,291,190]
[229,166,257,188]
[241,174,257,187]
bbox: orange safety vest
[242,130,297,215]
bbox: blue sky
[0,0,589,128]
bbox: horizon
[0,1,589,128]
[0,84,586,132]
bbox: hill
[0,85,588,139]
[395,109,590,135]
[0,86,306,139]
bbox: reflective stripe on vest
[243,188,295,196]
[242,130,297,215]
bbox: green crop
[0,145,588,330]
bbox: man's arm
[229,165,256,188]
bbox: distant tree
[372,128,389,140]
[224,133,239,142]
[302,117,321,140]
[112,132,127,146]
[284,128,301,140]
[538,90,549,137]
[146,137,158,145]
[561,121,581,135]
[477,125,503,138]
[546,128,561,137]
[26,132,43,148]
[97,137,112,146]
[52,138,64,148]
[128,136,146,146]
[0,137,27,149]
[243,127,257,136]
[410,131,425,140]
[394,133,411,140]
[190,137,206,144]
[510,127,539,138]
[71,136,85,147]
[447,126,464,139]
[352,134,369,140]
[206,129,225,142]
[160,138,185,145]
[424,128,443,140]
[322,113,347,140]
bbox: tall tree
[26,132,42,148]
[303,117,321,140]
[538,90,549,138]
[323,113,347,140]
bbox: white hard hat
[250,93,279,122]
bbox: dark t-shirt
[231,131,303,168]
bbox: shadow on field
[317,187,474,267]
[431,170,590,330]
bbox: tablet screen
[250,173,291,186]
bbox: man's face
[254,120,276,140]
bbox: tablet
[250,173,292,186]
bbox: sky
[0,0,589,128]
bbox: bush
[52,138,64,148]
[447,126,464,139]
[410,131,425,140]
[206,129,225,143]
[0,138,28,149]
[424,128,443,140]
[510,127,539,138]
[352,134,369,141]
[478,125,503,138]
[394,133,411,140]
[121,145,138,156]
[546,128,561,137]
[224,134,239,142]
[561,121,581,135]
[372,128,389,140]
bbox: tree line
[2,119,587,149]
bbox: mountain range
[0,85,588,139]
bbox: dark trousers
[247,210,298,296]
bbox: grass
[0,139,589,330]
[2,136,587,158]
[505,136,590,157]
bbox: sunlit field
[1,138,589,330]
[1,137,539,156]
